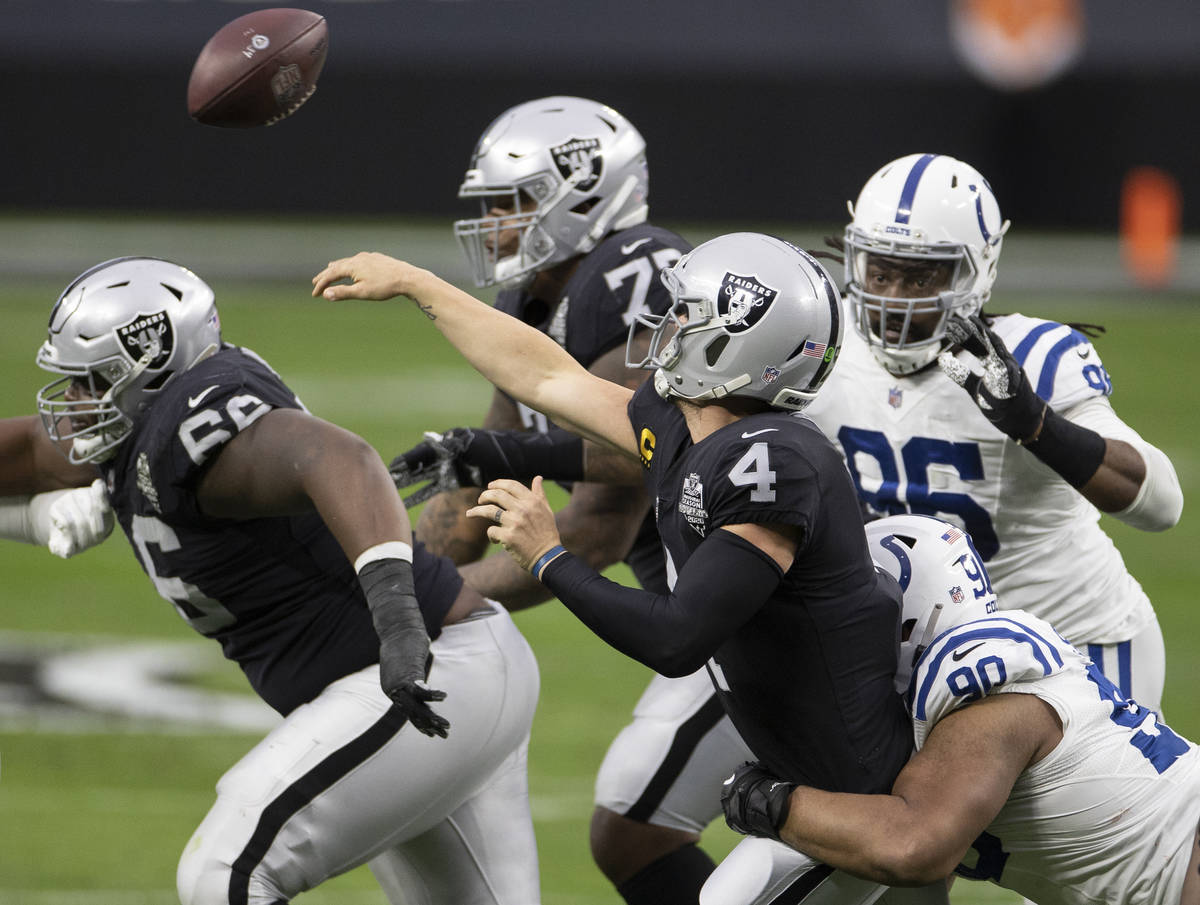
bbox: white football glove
[46,479,114,559]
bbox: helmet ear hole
[704,334,730,367]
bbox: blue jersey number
[838,428,999,559]
[1086,664,1189,774]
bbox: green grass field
[0,238,1197,905]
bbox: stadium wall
[2,0,1196,231]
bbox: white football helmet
[627,232,843,411]
[36,257,221,463]
[864,514,999,694]
[454,95,649,288]
[845,153,1011,375]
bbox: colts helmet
[864,514,999,694]
[627,232,843,412]
[454,95,649,288]
[845,153,1010,375]
[36,256,222,463]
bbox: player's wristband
[531,544,568,581]
[1023,408,1107,489]
[354,541,413,573]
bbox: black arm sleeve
[472,426,585,484]
[539,528,784,677]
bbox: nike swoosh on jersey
[951,642,986,661]
[740,428,779,439]
[621,237,652,254]
[187,385,220,408]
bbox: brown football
[187,8,328,128]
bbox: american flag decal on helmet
[941,526,964,544]
[801,340,826,358]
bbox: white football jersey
[805,312,1155,646]
[911,611,1200,905]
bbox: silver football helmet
[864,514,999,694]
[454,95,649,288]
[845,153,1011,375]
[627,232,843,412]
[36,257,221,463]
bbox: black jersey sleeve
[138,347,304,522]
[540,526,783,676]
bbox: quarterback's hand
[721,761,796,842]
[390,429,482,506]
[379,640,449,738]
[47,479,114,559]
[312,252,431,303]
[466,477,561,572]
[938,314,1047,443]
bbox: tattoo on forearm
[417,303,436,321]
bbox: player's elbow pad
[1113,442,1183,532]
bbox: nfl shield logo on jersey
[117,311,174,370]
[718,273,778,333]
[551,136,603,192]
[888,386,903,409]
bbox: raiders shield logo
[551,136,603,192]
[117,311,174,369]
[718,273,778,333]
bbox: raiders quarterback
[395,95,735,905]
[11,257,541,905]
[314,235,926,896]
[721,514,1200,905]
[803,153,1183,711]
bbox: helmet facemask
[36,357,138,464]
[455,172,562,289]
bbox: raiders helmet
[36,257,221,463]
[454,95,649,288]
[864,514,999,694]
[845,153,1010,375]
[626,232,843,412]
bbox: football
[187,8,328,128]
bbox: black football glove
[721,761,796,842]
[357,558,449,738]
[378,641,449,739]
[937,314,1047,444]
[389,428,487,507]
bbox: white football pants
[176,603,540,905]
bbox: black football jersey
[494,222,690,593]
[627,382,912,792]
[102,345,462,716]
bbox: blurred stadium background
[1,1,1196,903]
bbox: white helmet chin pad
[626,232,843,412]
[864,514,999,695]
[454,96,650,288]
[845,153,1010,374]
[36,256,221,464]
